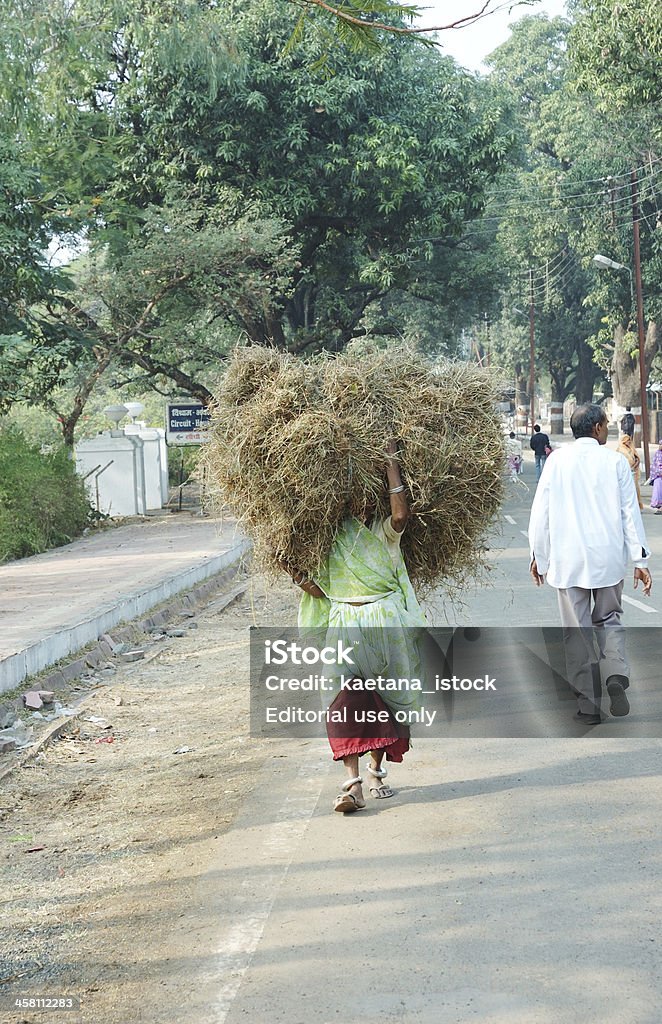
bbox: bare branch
[294,0,528,37]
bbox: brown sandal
[334,776,365,813]
[367,764,394,799]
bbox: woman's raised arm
[385,438,409,533]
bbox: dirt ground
[0,572,299,1024]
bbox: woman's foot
[366,760,394,799]
[334,776,366,813]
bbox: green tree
[569,0,662,121]
[480,12,661,420]
[1,0,518,442]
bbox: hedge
[0,427,92,562]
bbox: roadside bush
[0,428,92,562]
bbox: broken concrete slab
[85,649,104,669]
[1,721,34,749]
[118,650,145,663]
[23,691,44,710]
[1,710,18,730]
[61,657,90,682]
[39,669,67,693]
[0,736,17,754]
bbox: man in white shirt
[528,404,652,725]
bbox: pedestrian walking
[650,439,662,514]
[505,432,523,480]
[528,403,652,726]
[621,409,636,438]
[617,427,643,509]
[281,440,426,814]
[530,423,551,481]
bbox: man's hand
[634,567,652,597]
[530,558,545,587]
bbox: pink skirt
[326,687,410,762]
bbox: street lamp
[592,251,650,478]
[592,254,634,301]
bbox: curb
[0,538,250,695]
[0,573,249,783]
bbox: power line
[528,260,582,298]
[485,156,662,200]
[490,174,637,210]
[512,247,571,281]
[474,181,659,223]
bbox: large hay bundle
[204,346,505,594]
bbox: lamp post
[592,253,651,478]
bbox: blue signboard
[166,401,212,445]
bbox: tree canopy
[0,0,660,441]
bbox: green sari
[298,517,426,716]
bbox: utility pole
[528,268,535,432]
[631,169,651,479]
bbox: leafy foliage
[477,12,660,413]
[569,0,662,119]
[0,427,92,561]
[1,0,517,441]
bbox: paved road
[180,450,662,1024]
[189,737,662,1024]
[5,441,661,1023]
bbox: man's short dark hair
[509,431,516,438]
[570,403,607,439]
[533,424,541,432]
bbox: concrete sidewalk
[0,513,249,693]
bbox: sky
[416,0,568,72]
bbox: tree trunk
[611,320,658,443]
[574,339,598,405]
[59,348,114,448]
[549,376,565,435]
[611,321,658,405]
[515,363,528,431]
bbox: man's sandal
[334,776,366,813]
[366,763,394,799]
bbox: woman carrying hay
[281,441,426,814]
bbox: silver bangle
[388,484,405,494]
[293,573,308,587]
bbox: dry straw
[203,345,505,595]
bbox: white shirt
[528,437,650,589]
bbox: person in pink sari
[650,440,662,514]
